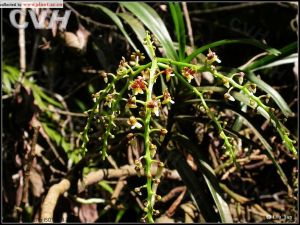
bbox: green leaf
[246,71,294,117]
[121,2,178,60]
[98,180,114,194]
[3,64,20,81]
[41,122,70,152]
[26,81,62,108]
[168,149,221,222]
[241,42,297,71]
[118,12,151,57]
[2,64,20,94]
[198,161,233,223]
[250,53,298,71]
[184,39,281,63]
[78,3,138,51]
[115,209,126,222]
[174,134,233,223]
[169,2,186,60]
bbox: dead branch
[182,2,194,48]
[166,187,187,217]
[19,7,26,75]
[22,126,40,205]
[41,179,71,222]
[41,164,180,221]
[161,186,187,203]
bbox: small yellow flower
[206,48,221,64]
[163,67,175,82]
[150,143,157,157]
[182,67,196,83]
[117,56,129,77]
[129,76,147,95]
[126,95,137,109]
[222,78,230,88]
[104,93,114,108]
[162,90,175,104]
[160,128,168,142]
[129,50,145,66]
[127,116,142,129]
[248,83,257,93]
[147,99,160,116]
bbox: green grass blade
[118,12,151,57]
[184,39,281,63]
[98,180,114,194]
[174,134,233,222]
[241,42,297,71]
[251,53,298,71]
[198,161,233,223]
[169,2,186,60]
[77,3,137,51]
[115,209,126,222]
[168,150,220,222]
[121,2,178,60]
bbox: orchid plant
[80,31,297,222]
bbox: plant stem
[174,71,237,165]
[211,69,297,156]
[157,57,205,71]
[101,63,152,160]
[81,80,116,155]
[141,33,159,223]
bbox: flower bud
[100,71,108,83]
[127,133,135,140]
[206,49,221,64]
[155,195,162,201]
[222,78,230,88]
[153,178,161,184]
[237,72,245,84]
[134,187,141,193]
[158,162,164,168]
[182,67,196,83]
[224,92,235,102]
[150,143,157,157]
[248,83,257,93]
[153,209,160,216]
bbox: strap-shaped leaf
[250,53,298,71]
[169,2,186,60]
[121,2,178,60]
[184,39,281,63]
[168,150,221,222]
[173,134,233,223]
[77,3,138,51]
[118,12,151,57]
[241,42,297,71]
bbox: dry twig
[41,164,180,221]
